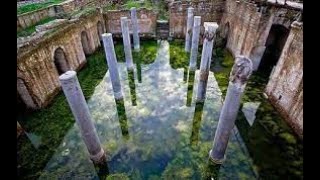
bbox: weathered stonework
[219,0,301,65]
[104,8,158,39]
[17,0,108,31]
[17,10,105,109]
[265,21,303,138]
[169,0,225,39]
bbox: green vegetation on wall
[17,17,56,37]
[17,0,65,15]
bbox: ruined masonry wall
[265,22,303,138]
[105,8,158,39]
[17,0,108,31]
[17,12,105,109]
[169,0,225,39]
[220,0,300,62]
[17,6,56,31]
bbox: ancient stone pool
[17,40,302,179]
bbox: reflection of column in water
[183,66,188,82]
[128,69,137,106]
[115,99,129,140]
[202,159,221,179]
[190,102,204,146]
[186,70,195,107]
[136,55,142,83]
[94,160,109,180]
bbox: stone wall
[17,6,56,31]
[168,0,225,39]
[17,0,108,31]
[265,21,303,138]
[104,8,158,39]
[219,0,301,70]
[17,11,105,109]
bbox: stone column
[59,71,106,165]
[189,16,201,71]
[130,7,140,51]
[185,7,194,52]
[196,22,219,103]
[121,17,134,71]
[102,33,124,100]
[209,56,253,164]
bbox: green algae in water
[17,40,302,179]
[22,41,255,179]
[210,47,303,179]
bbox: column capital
[229,55,253,86]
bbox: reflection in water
[34,41,257,179]
[93,158,109,180]
[136,54,142,83]
[186,70,195,107]
[127,70,137,106]
[190,102,204,146]
[115,99,129,140]
[183,67,188,82]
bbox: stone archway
[97,21,104,42]
[17,78,37,110]
[258,24,290,75]
[53,47,70,75]
[223,22,230,40]
[81,31,92,55]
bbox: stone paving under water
[38,41,257,179]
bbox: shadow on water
[115,99,129,140]
[127,69,137,106]
[186,70,195,107]
[190,102,204,146]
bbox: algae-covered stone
[106,173,130,180]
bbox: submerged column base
[90,148,107,165]
[209,149,226,164]
[114,91,124,101]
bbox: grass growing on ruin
[114,40,157,64]
[169,40,189,69]
[123,0,153,10]
[17,17,56,37]
[17,0,65,15]
[17,47,108,179]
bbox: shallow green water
[17,40,302,179]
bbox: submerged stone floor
[35,41,257,179]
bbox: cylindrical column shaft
[121,17,134,71]
[189,16,201,71]
[130,7,140,51]
[209,56,253,164]
[185,7,194,52]
[102,33,124,100]
[196,22,219,103]
[59,71,105,164]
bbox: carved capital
[229,56,253,85]
[203,30,215,41]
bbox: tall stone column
[209,56,253,164]
[189,16,201,71]
[130,7,140,51]
[185,7,194,52]
[102,33,124,100]
[59,71,106,165]
[121,17,134,71]
[196,22,219,103]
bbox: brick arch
[17,72,38,110]
[97,20,105,42]
[53,47,70,75]
[81,30,92,55]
